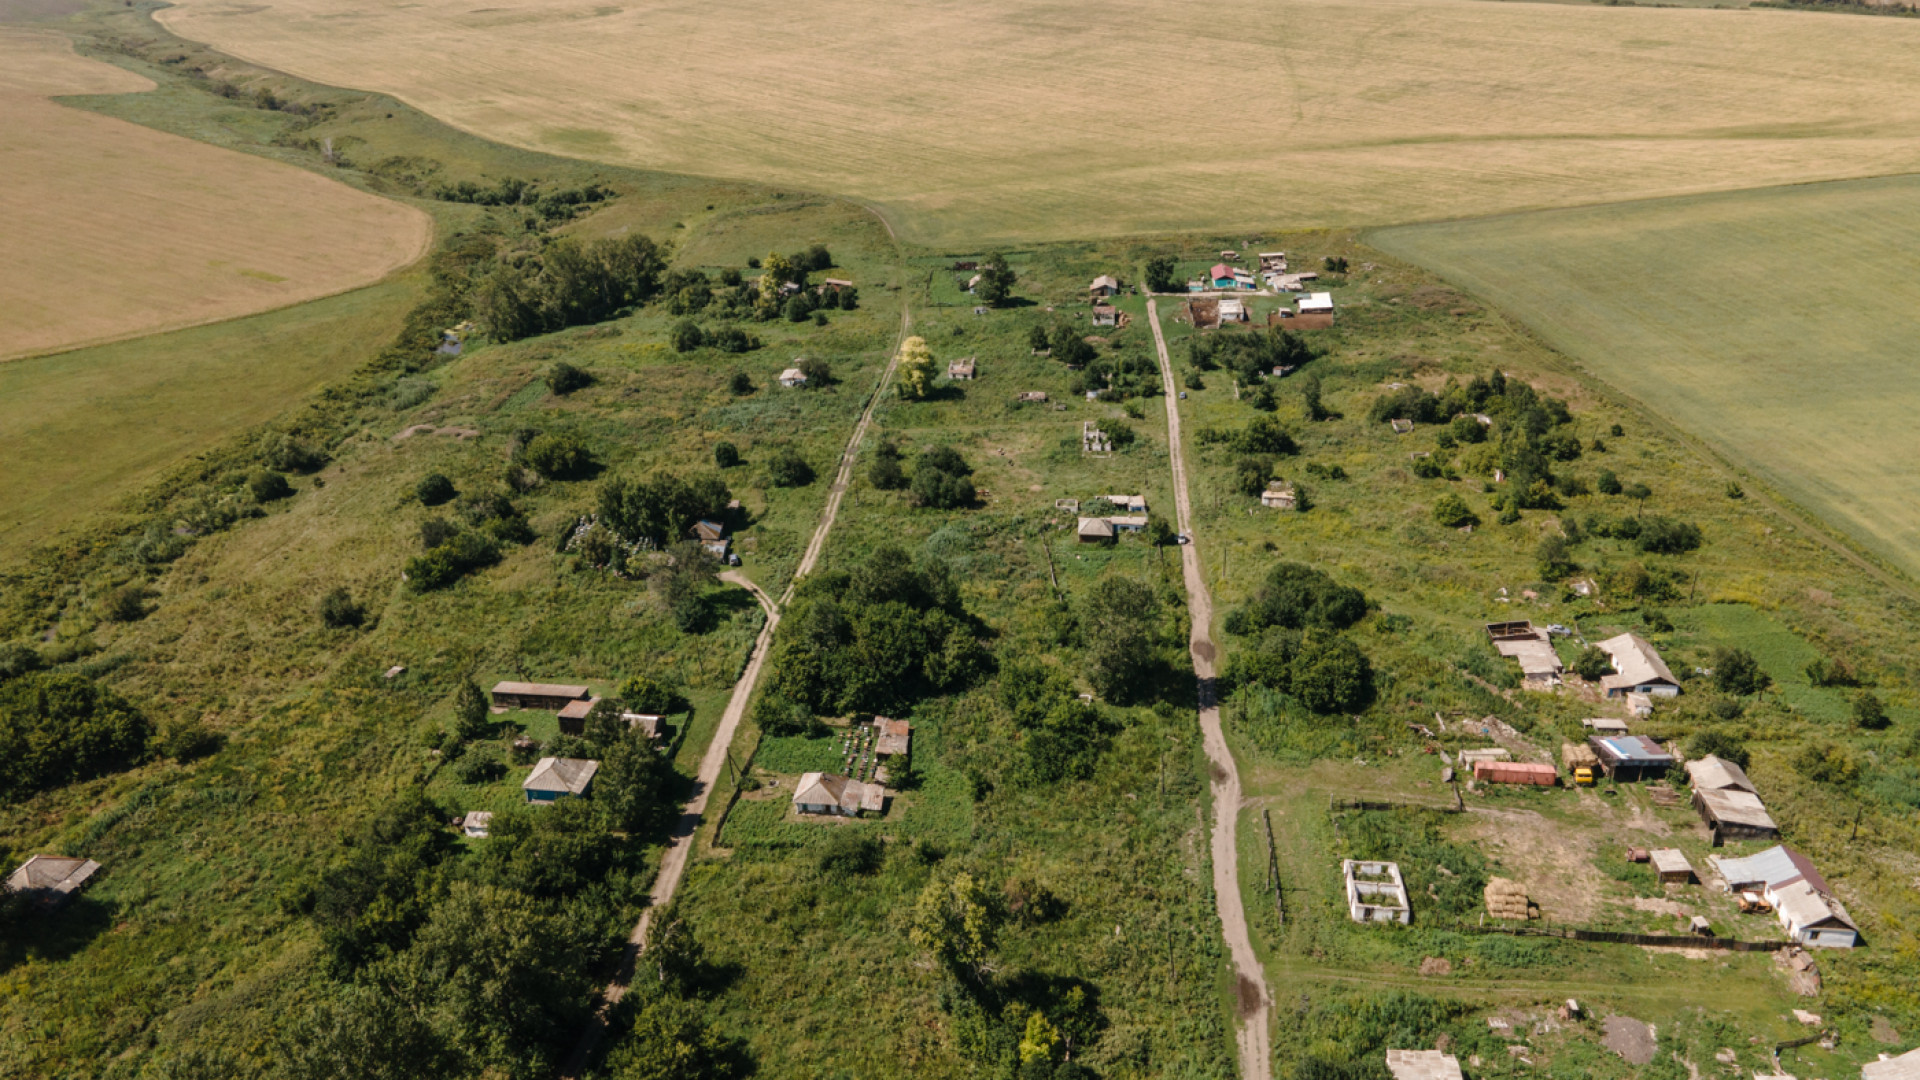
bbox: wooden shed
[1649,848,1696,885]
[491,681,591,711]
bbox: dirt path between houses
[1146,297,1273,1080]
[560,304,912,1077]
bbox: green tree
[1289,635,1373,713]
[545,361,592,395]
[713,442,740,469]
[1028,324,1052,352]
[1711,647,1769,696]
[976,252,1017,306]
[416,472,456,506]
[870,440,907,490]
[912,447,975,509]
[670,320,705,353]
[101,583,149,623]
[618,673,675,714]
[1300,372,1331,421]
[896,335,937,401]
[1854,690,1891,731]
[1018,1012,1063,1065]
[1081,578,1159,703]
[473,262,545,341]
[1571,646,1613,681]
[728,370,753,395]
[909,871,1000,982]
[1686,729,1749,769]
[452,678,491,740]
[597,472,732,547]
[319,587,365,629]
[250,469,293,502]
[1049,324,1096,367]
[597,731,674,831]
[767,447,814,488]
[1144,255,1179,294]
[1430,493,1477,529]
[1536,534,1575,579]
[520,432,595,480]
[0,672,151,799]
[1793,742,1859,786]
[1596,469,1622,495]
[605,990,748,1080]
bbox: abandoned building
[556,696,602,735]
[5,855,101,911]
[1485,621,1563,686]
[1688,755,1780,842]
[490,681,591,711]
[1342,860,1410,924]
[1385,1049,1464,1080]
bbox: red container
[1474,761,1558,786]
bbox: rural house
[5,855,100,910]
[523,756,599,803]
[1297,291,1335,315]
[1092,304,1119,328]
[491,681,591,711]
[1588,734,1674,781]
[1258,251,1288,272]
[1261,485,1297,510]
[1076,517,1116,544]
[792,771,885,817]
[779,367,808,388]
[1218,297,1249,323]
[1342,860,1410,924]
[1089,274,1119,297]
[1385,1049,1464,1080]
[947,357,976,380]
[557,696,602,735]
[1594,633,1681,697]
[692,519,730,560]
[1709,845,1858,947]
[1209,264,1239,289]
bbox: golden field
[0,30,431,361]
[156,0,1920,245]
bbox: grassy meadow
[1370,174,1920,580]
[0,28,429,361]
[151,0,1920,244]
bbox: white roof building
[1385,1049,1465,1080]
[1595,633,1681,697]
[1297,292,1335,314]
[1864,1046,1920,1080]
[1686,755,1758,793]
[779,367,808,387]
[793,772,884,816]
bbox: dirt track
[561,303,912,1075]
[1146,297,1273,1080]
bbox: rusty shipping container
[1473,761,1558,786]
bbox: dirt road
[1146,297,1273,1080]
[785,302,912,603]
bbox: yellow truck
[1563,742,1601,787]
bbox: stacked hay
[1485,877,1533,920]
[1562,742,1599,770]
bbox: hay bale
[1562,741,1599,770]
[1485,876,1533,920]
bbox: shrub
[1710,647,1769,696]
[911,447,975,509]
[1233,415,1298,455]
[453,746,505,785]
[1596,470,1622,495]
[250,469,294,502]
[1793,742,1859,786]
[710,327,758,353]
[1806,656,1857,687]
[265,434,328,473]
[520,433,594,480]
[158,718,223,763]
[870,441,908,490]
[1636,516,1702,555]
[1686,729,1749,768]
[1854,691,1891,731]
[319,587,365,629]
[798,357,832,385]
[670,321,705,353]
[713,442,740,469]
[783,294,814,322]
[767,447,814,488]
[818,831,884,876]
[1290,636,1373,713]
[1643,608,1674,633]
[728,370,754,395]
[0,644,41,682]
[1536,534,1575,579]
[1430,493,1477,529]
[93,581,150,623]
[545,361,592,395]
[1226,562,1368,634]
[416,472,456,506]
[405,531,501,592]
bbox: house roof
[557,696,602,721]
[1107,515,1149,528]
[1582,717,1629,734]
[1090,275,1119,290]
[1595,633,1678,690]
[822,277,853,288]
[623,712,664,739]
[948,357,976,374]
[1092,303,1117,316]
[1590,734,1674,765]
[1863,1046,1920,1080]
[1219,298,1246,316]
[1100,494,1148,512]
[693,519,726,542]
[1710,845,1828,894]
[779,367,806,382]
[6,855,100,897]
[524,756,599,795]
[1077,517,1115,538]
[1210,263,1235,280]
[1385,1049,1465,1080]
[1298,292,1335,313]
[492,681,591,700]
[1686,754,1757,793]
[874,716,912,757]
[1694,787,1778,832]
[793,771,876,814]
[1772,877,1857,932]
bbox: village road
[1146,297,1273,1080]
[561,302,912,1075]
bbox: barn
[491,681,591,711]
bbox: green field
[1369,174,1920,579]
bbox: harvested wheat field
[1371,174,1920,580]
[158,0,1920,244]
[0,30,430,361]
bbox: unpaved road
[561,304,911,1075]
[1146,297,1273,1080]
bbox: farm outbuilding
[1581,717,1629,735]
[1594,633,1681,698]
[1218,297,1248,323]
[1485,621,1563,685]
[779,367,808,388]
[1588,735,1674,781]
[557,696,602,735]
[491,681,591,711]
[1473,760,1557,786]
[948,357,976,380]
[1693,787,1780,843]
[1261,486,1297,510]
[1562,741,1600,772]
[873,716,912,760]
[460,811,493,838]
[1089,274,1120,296]
[1297,291,1335,315]
[524,756,599,803]
[5,855,100,910]
[1686,754,1757,793]
[1649,848,1695,884]
[1092,304,1119,328]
